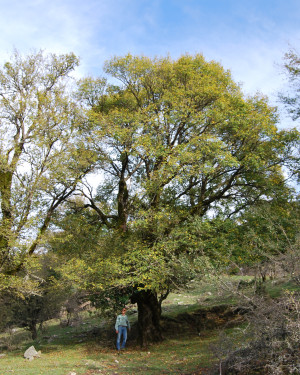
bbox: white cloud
[0,0,104,59]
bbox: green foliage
[80,53,298,223]
[0,50,96,287]
[218,197,300,274]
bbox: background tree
[57,53,300,346]
[0,253,70,340]
[279,47,300,186]
[0,50,95,282]
[199,193,300,280]
[280,47,300,121]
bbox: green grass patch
[0,333,219,375]
[265,279,299,298]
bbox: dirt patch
[161,304,245,336]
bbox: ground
[0,277,297,375]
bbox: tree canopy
[75,55,296,226]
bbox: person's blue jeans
[116,326,127,350]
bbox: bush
[221,293,300,374]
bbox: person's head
[121,308,126,315]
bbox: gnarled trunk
[131,289,163,347]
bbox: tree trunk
[29,321,38,340]
[117,152,129,232]
[131,289,163,347]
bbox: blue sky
[0,0,300,123]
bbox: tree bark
[29,321,38,340]
[131,289,163,347]
[117,152,129,232]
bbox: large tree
[0,50,95,280]
[62,53,300,346]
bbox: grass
[0,276,298,375]
[0,326,218,375]
[0,336,219,375]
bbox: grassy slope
[0,277,298,375]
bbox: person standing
[115,307,131,352]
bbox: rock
[24,345,41,360]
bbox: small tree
[1,254,69,340]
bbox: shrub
[221,293,300,374]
